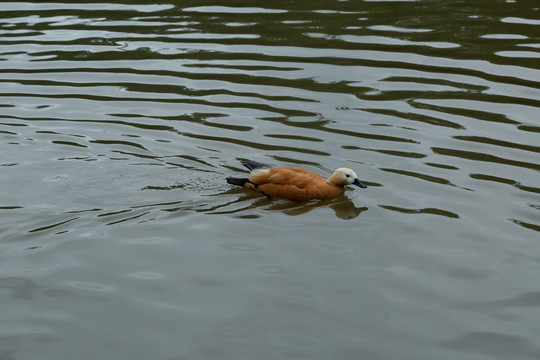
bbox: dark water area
[1,1,540,359]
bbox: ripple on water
[1,1,540,359]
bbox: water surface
[1,1,540,359]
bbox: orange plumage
[226,161,367,202]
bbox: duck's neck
[326,174,343,187]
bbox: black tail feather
[241,160,271,171]
[226,177,250,187]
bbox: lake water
[1,1,540,359]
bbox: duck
[226,160,367,202]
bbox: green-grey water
[1,1,540,359]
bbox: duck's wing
[249,167,318,186]
[268,167,324,187]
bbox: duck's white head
[328,168,367,188]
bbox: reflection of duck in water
[259,197,368,219]
[226,160,367,202]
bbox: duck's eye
[345,174,350,177]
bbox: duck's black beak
[353,178,367,188]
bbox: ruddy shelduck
[226,160,367,202]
